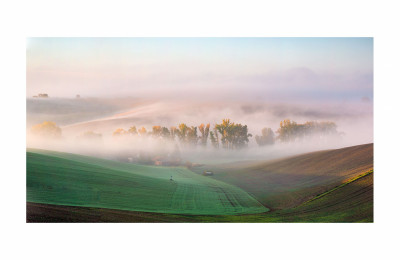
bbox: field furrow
[27,149,268,215]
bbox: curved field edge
[301,169,373,205]
[26,149,268,215]
[27,170,372,222]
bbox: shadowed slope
[194,143,373,209]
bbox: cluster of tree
[30,119,342,148]
[214,119,252,149]
[30,121,104,142]
[254,119,341,146]
[112,126,149,137]
[30,121,62,138]
[275,119,339,143]
[112,119,251,149]
[174,124,201,146]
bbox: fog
[26,97,373,165]
[26,38,373,165]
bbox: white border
[1,1,400,260]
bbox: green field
[27,149,268,215]
[27,170,373,222]
[26,144,373,222]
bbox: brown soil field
[193,143,373,209]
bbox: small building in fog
[33,93,49,98]
[203,171,214,176]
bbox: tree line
[255,119,341,146]
[30,118,343,149]
[112,119,252,149]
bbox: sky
[26,37,373,101]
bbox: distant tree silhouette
[276,119,339,143]
[161,127,171,139]
[209,131,219,148]
[198,123,210,146]
[255,128,275,146]
[81,131,102,141]
[128,126,138,135]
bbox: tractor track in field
[27,150,268,216]
[276,182,373,217]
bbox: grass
[26,149,268,215]
[26,144,373,222]
[302,169,373,205]
[27,170,373,222]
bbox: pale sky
[26,37,373,101]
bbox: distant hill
[26,97,150,129]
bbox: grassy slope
[26,149,267,215]
[27,170,373,222]
[280,170,373,222]
[192,143,373,210]
[197,169,374,222]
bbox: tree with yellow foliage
[30,121,62,139]
[112,128,126,136]
[151,126,162,137]
[138,126,147,136]
[215,119,251,149]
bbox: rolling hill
[26,144,373,222]
[26,149,268,215]
[192,143,373,210]
[27,170,373,222]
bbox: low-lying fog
[26,96,373,165]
